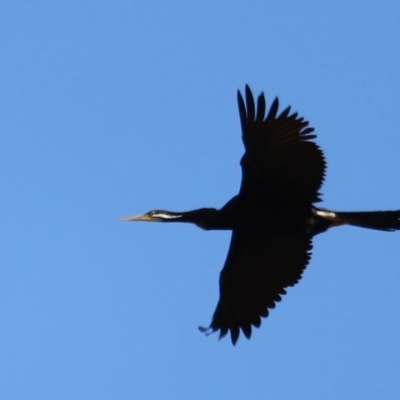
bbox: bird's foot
[198,326,213,336]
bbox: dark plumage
[122,86,400,344]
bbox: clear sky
[1,1,400,399]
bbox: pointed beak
[119,214,161,222]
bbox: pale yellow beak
[119,214,162,222]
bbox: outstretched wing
[204,230,313,344]
[237,85,326,203]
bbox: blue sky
[1,1,400,399]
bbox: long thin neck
[177,208,221,230]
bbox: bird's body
[122,86,400,344]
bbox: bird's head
[120,208,219,230]
[120,210,183,223]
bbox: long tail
[335,210,400,231]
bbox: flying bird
[122,85,400,345]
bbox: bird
[121,85,400,345]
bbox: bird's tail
[335,210,400,232]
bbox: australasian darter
[122,86,400,345]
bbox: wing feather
[205,231,312,344]
[245,85,255,121]
[238,85,326,203]
[256,93,266,121]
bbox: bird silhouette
[122,85,400,344]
